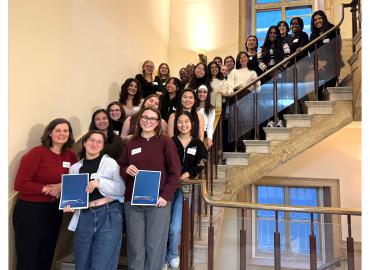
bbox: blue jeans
[74,202,123,270]
[166,189,183,262]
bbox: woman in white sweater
[227,51,261,92]
[207,61,233,95]
[197,84,215,148]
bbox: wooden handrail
[222,3,347,98]
[181,179,362,216]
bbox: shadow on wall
[108,81,120,103]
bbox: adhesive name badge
[133,106,140,112]
[90,173,97,179]
[62,161,71,168]
[172,106,177,111]
[249,56,253,60]
[293,38,299,43]
[131,147,142,155]
[270,49,274,54]
[187,147,197,155]
[152,82,158,86]
[113,130,119,136]
[323,38,330,44]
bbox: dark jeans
[13,199,63,270]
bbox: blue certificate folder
[131,170,161,206]
[59,173,89,210]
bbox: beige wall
[9,0,170,194]
[268,122,361,241]
[168,0,240,75]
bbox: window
[255,185,322,258]
[252,0,313,43]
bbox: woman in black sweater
[164,111,207,269]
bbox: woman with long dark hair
[257,25,290,78]
[164,111,207,269]
[207,61,232,95]
[187,62,215,106]
[107,101,126,135]
[310,10,343,100]
[167,88,205,141]
[119,78,143,117]
[160,77,181,122]
[245,35,263,76]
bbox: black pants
[13,200,63,270]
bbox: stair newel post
[273,78,278,124]
[234,95,238,152]
[309,213,317,270]
[180,184,191,270]
[208,205,214,270]
[198,184,202,240]
[347,215,355,270]
[313,43,319,101]
[273,210,281,270]
[293,56,299,114]
[253,91,259,139]
[240,209,247,270]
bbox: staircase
[222,86,353,199]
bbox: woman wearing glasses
[64,130,125,270]
[119,107,181,270]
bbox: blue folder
[131,170,161,206]
[59,173,89,210]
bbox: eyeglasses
[87,138,104,145]
[140,115,158,123]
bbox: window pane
[257,0,280,3]
[257,186,285,251]
[286,7,312,35]
[256,10,281,45]
[289,187,320,255]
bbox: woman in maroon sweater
[118,107,181,270]
[13,118,77,270]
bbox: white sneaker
[276,119,284,127]
[169,256,180,268]
[266,120,275,127]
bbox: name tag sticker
[152,82,158,86]
[187,147,197,155]
[293,38,299,43]
[249,56,253,60]
[132,148,142,155]
[90,173,97,179]
[323,38,330,44]
[133,107,140,112]
[62,161,71,168]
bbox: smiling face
[238,53,249,68]
[143,61,154,75]
[139,109,159,134]
[210,63,220,77]
[246,36,257,50]
[144,96,160,110]
[268,28,278,42]
[290,19,302,34]
[159,64,169,77]
[313,14,324,29]
[278,23,288,36]
[109,104,122,121]
[166,78,177,94]
[225,57,235,71]
[181,90,195,110]
[84,133,104,158]
[127,81,138,96]
[176,114,192,135]
[220,65,229,76]
[94,112,109,131]
[179,68,190,83]
[50,123,70,146]
[194,64,206,78]
[197,87,208,102]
